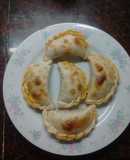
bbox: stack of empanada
[22,30,119,141]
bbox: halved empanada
[22,61,52,110]
[86,54,119,106]
[44,30,89,61]
[57,61,88,108]
[43,104,96,141]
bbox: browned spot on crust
[31,88,47,100]
[62,119,77,131]
[96,74,106,86]
[34,77,42,85]
[74,37,87,48]
[95,63,103,72]
[62,117,87,132]
[64,47,71,54]
[32,90,42,99]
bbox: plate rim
[3,22,130,156]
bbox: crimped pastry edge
[86,54,120,106]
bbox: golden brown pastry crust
[22,61,52,110]
[86,54,119,106]
[43,105,97,141]
[57,61,88,108]
[44,30,89,61]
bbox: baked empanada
[44,30,89,61]
[86,54,119,106]
[43,104,96,141]
[22,61,52,110]
[57,61,88,108]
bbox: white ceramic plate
[3,23,130,156]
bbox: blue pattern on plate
[108,109,125,135]
[7,96,24,117]
[30,130,41,141]
[125,85,130,93]
[12,49,31,66]
[110,49,128,69]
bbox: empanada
[44,30,89,61]
[43,104,96,141]
[86,54,119,106]
[57,61,88,108]
[22,61,52,110]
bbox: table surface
[0,0,130,159]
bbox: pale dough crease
[57,61,88,108]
